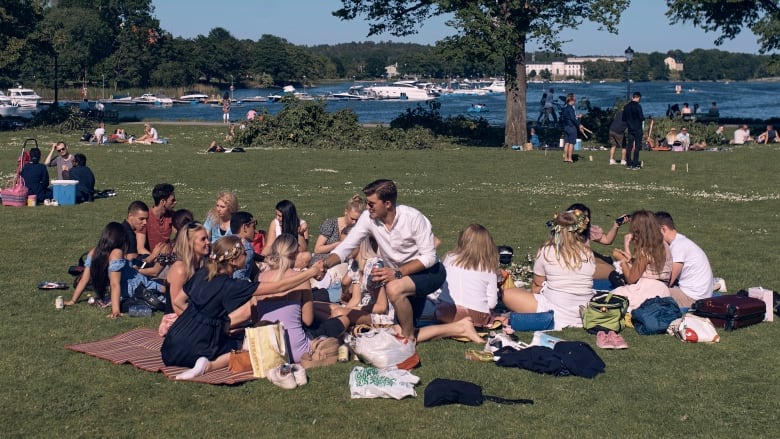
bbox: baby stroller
[1,139,33,206]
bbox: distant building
[385,63,399,78]
[526,61,584,79]
[567,56,626,63]
[664,57,684,72]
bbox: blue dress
[161,268,258,367]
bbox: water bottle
[128,304,153,317]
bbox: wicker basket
[1,176,28,207]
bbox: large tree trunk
[504,40,527,148]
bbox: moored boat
[7,86,42,107]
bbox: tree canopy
[334,0,629,146]
[666,0,780,54]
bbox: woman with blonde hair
[203,191,238,243]
[502,209,595,330]
[313,194,365,261]
[161,236,324,379]
[611,210,672,311]
[434,224,500,327]
[253,234,347,363]
[166,222,211,315]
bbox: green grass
[1,126,779,438]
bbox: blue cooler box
[52,180,78,205]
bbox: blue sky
[153,0,762,55]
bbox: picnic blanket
[65,328,256,385]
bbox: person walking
[622,92,645,169]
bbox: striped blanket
[65,328,256,385]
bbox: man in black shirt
[622,92,645,169]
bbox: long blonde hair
[206,191,238,223]
[265,233,298,281]
[174,222,207,281]
[447,224,499,272]
[541,210,593,270]
[205,236,244,281]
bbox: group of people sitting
[20,142,95,204]
[730,123,779,145]
[85,123,161,145]
[62,179,715,380]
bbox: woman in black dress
[161,236,323,379]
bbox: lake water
[106,81,780,125]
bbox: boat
[325,85,375,101]
[480,80,505,93]
[0,91,20,117]
[179,91,208,102]
[241,96,269,103]
[268,85,317,102]
[467,103,489,113]
[363,81,437,101]
[132,93,173,105]
[7,86,42,107]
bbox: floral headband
[548,209,589,235]
[209,241,243,262]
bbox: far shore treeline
[2,1,778,96]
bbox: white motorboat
[326,85,375,101]
[480,80,505,93]
[179,91,208,102]
[241,96,268,103]
[7,86,42,107]
[364,81,437,101]
[268,85,317,102]
[0,91,20,117]
[132,93,173,105]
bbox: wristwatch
[394,270,403,279]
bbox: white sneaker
[620,160,627,165]
[609,159,617,165]
[267,364,297,389]
[291,363,307,386]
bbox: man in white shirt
[655,212,713,307]
[324,179,444,342]
[732,124,752,144]
[675,127,691,150]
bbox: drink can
[338,344,349,362]
[55,296,64,309]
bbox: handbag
[631,296,682,335]
[299,336,339,369]
[1,174,28,207]
[245,321,289,378]
[228,350,252,373]
[345,325,419,370]
[580,292,629,334]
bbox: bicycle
[59,108,95,134]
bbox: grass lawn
[0,125,778,438]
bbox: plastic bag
[345,326,418,369]
[669,314,720,343]
[349,366,419,400]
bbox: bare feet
[454,317,486,343]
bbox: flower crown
[548,209,589,235]
[209,241,243,262]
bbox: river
[93,80,780,125]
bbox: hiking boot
[596,331,614,349]
[267,364,297,389]
[608,331,629,349]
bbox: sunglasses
[57,148,66,152]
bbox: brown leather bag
[299,336,339,369]
[228,350,252,373]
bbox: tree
[0,0,45,85]
[334,0,628,147]
[666,0,780,54]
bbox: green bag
[580,292,629,334]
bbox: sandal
[464,349,495,362]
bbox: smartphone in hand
[616,215,630,226]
